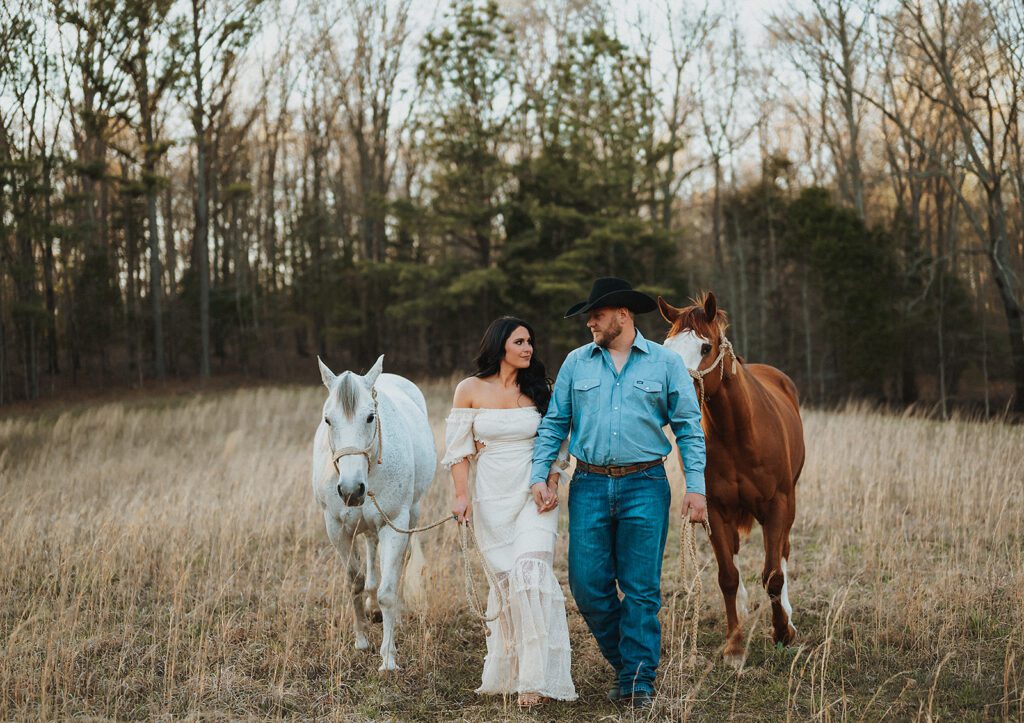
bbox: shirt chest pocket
[633,379,664,409]
[573,378,601,406]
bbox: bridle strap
[689,335,738,409]
[329,386,384,474]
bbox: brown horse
[658,291,804,667]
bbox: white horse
[312,355,436,671]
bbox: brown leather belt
[575,459,664,478]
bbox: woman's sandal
[516,692,548,708]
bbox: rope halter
[689,335,738,408]
[330,386,384,474]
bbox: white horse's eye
[366,413,375,424]
[324,417,331,426]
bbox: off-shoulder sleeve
[441,408,479,469]
[549,436,572,483]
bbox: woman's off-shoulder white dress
[442,406,577,701]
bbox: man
[530,277,707,708]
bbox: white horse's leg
[376,523,410,671]
[364,534,382,623]
[398,501,422,609]
[324,513,371,651]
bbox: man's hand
[682,492,707,523]
[531,479,557,513]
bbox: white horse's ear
[318,356,336,388]
[364,354,384,387]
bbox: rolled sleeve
[530,353,576,486]
[666,355,706,495]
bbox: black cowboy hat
[564,277,658,318]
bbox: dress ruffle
[476,556,577,700]
[440,408,479,469]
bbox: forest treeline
[1,0,1022,412]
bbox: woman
[441,317,577,707]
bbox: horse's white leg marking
[781,558,795,629]
[375,524,409,671]
[734,554,749,617]
[325,513,370,650]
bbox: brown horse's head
[658,291,735,398]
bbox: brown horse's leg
[708,505,744,667]
[761,499,797,646]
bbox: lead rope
[366,490,506,632]
[679,516,713,667]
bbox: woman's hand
[451,493,472,524]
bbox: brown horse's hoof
[774,623,797,646]
[723,637,745,670]
[723,650,745,670]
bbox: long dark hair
[474,316,552,414]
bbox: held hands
[531,473,560,513]
[451,493,472,524]
[682,492,708,524]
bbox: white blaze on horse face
[664,329,709,372]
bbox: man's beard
[594,318,623,348]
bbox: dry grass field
[1,381,1021,721]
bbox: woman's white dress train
[442,406,577,701]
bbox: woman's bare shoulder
[453,376,483,408]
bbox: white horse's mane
[334,371,364,417]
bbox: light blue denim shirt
[530,329,706,495]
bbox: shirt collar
[587,328,651,356]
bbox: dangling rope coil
[678,516,713,666]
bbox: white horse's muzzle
[337,480,366,507]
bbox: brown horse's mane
[667,291,731,340]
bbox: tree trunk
[191,0,211,379]
[41,155,59,376]
[985,189,1024,413]
[138,30,166,380]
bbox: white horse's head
[318,354,384,507]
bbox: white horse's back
[377,373,435,505]
[379,373,429,419]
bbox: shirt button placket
[612,380,620,462]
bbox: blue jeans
[567,464,671,696]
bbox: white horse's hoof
[354,634,370,651]
[378,659,400,672]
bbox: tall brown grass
[1,384,1021,720]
